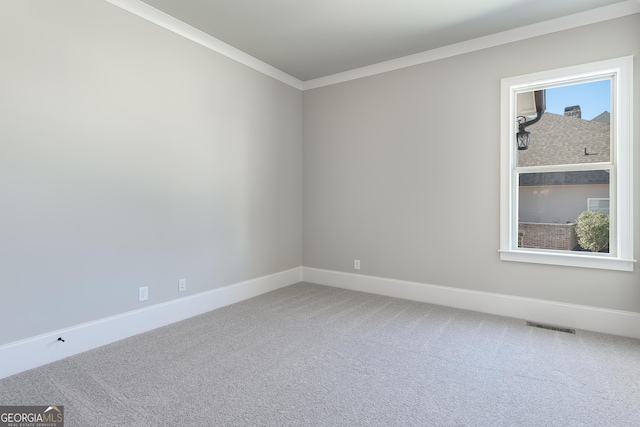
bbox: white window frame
[500,56,634,271]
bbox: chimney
[564,105,581,118]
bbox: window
[588,198,610,216]
[500,57,634,271]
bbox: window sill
[499,249,635,272]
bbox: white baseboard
[302,267,640,340]
[0,267,302,379]
[4,266,637,379]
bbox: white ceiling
[135,0,634,82]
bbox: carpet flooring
[1,282,639,426]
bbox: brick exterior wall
[518,222,577,251]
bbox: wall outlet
[178,279,186,292]
[138,286,148,302]
[354,260,361,270]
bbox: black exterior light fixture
[516,90,546,150]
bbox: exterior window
[588,198,610,216]
[500,57,634,271]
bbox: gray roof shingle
[517,112,610,168]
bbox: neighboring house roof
[591,111,610,124]
[517,111,610,168]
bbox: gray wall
[519,184,609,224]
[303,14,640,312]
[0,1,302,345]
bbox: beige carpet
[1,282,639,426]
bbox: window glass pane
[516,80,611,167]
[518,170,609,252]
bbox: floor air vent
[526,321,576,334]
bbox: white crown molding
[303,0,640,90]
[0,267,302,379]
[105,1,639,92]
[301,267,640,340]
[104,0,304,90]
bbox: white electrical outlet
[178,279,186,292]
[354,260,361,270]
[138,286,149,302]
